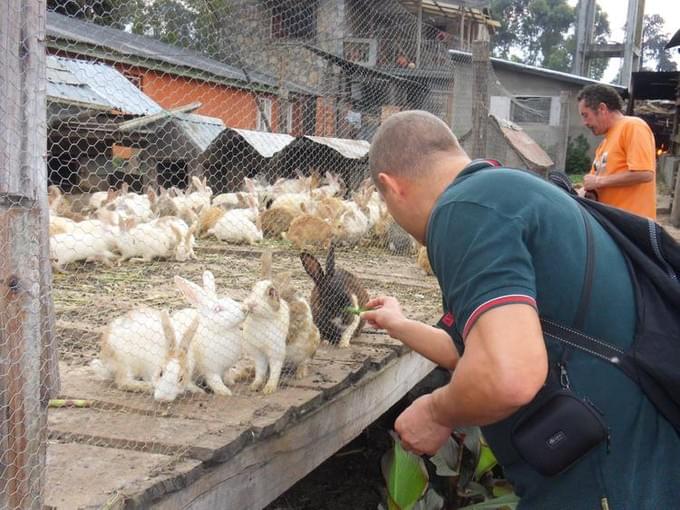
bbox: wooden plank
[146,351,436,510]
[48,408,239,461]
[45,442,201,510]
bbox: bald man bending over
[361,111,679,509]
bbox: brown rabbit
[300,244,369,347]
[275,271,320,379]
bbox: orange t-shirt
[590,116,657,219]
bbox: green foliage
[381,436,429,510]
[489,0,610,79]
[641,14,678,72]
[384,428,516,510]
[48,0,236,62]
[565,134,591,175]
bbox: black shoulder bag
[509,206,609,477]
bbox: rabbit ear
[160,310,177,354]
[174,275,213,309]
[325,243,336,276]
[300,253,324,284]
[202,271,216,295]
[191,175,202,192]
[147,186,157,205]
[261,249,273,279]
[178,315,200,353]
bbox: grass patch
[569,173,585,185]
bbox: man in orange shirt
[577,84,657,219]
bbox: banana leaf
[474,440,498,480]
[381,433,429,510]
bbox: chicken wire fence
[1,0,560,507]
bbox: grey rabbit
[300,244,369,347]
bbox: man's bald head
[369,110,465,188]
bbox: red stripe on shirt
[462,295,537,339]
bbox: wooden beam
[470,40,490,159]
[0,1,53,508]
[147,351,436,510]
[585,43,625,59]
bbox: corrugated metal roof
[47,55,162,115]
[232,128,296,157]
[494,116,554,169]
[304,136,370,159]
[47,57,111,109]
[173,113,226,153]
[47,11,317,96]
[448,49,627,91]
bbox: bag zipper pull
[559,363,571,389]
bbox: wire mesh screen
[0,0,546,507]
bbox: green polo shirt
[426,162,679,509]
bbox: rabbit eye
[159,370,164,378]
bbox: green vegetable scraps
[345,306,374,315]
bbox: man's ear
[377,172,404,198]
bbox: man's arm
[362,296,459,369]
[429,303,547,427]
[584,170,654,191]
[394,303,547,455]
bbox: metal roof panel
[304,136,370,159]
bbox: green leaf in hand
[381,433,429,510]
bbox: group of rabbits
[91,244,370,402]
[47,170,423,273]
[47,178,213,271]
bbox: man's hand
[394,394,453,456]
[583,174,600,191]
[361,296,406,336]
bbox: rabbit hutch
[460,114,555,174]
[200,127,297,193]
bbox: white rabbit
[91,307,200,401]
[88,189,115,211]
[241,251,291,394]
[116,217,196,262]
[268,193,312,217]
[170,177,212,214]
[311,172,342,199]
[49,214,77,236]
[334,201,370,245]
[207,209,262,244]
[172,272,246,396]
[49,221,118,271]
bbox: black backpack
[545,170,680,434]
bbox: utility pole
[572,0,645,88]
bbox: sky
[567,0,680,82]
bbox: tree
[641,14,678,72]
[489,0,610,80]
[47,0,145,29]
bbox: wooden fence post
[471,40,490,159]
[555,91,571,170]
[0,1,57,508]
